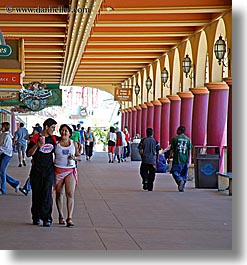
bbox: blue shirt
[15,127,29,145]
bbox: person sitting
[156,149,169,173]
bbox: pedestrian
[77,124,85,155]
[26,118,57,227]
[168,125,193,192]
[156,149,169,173]
[107,126,116,163]
[14,122,29,167]
[138,128,160,191]
[0,122,21,195]
[54,124,81,227]
[123,126,130,161]
[19,125,43,196]
[115,128,126,163]
[84,127,95,160]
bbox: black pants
[30,166,54,222]
[140,163,156,190]
[85,142,94,157]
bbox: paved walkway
[0,152,231,250]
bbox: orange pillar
[167,95,181,141]
[177,92,194,140]
[159,98,170,149]
[151,100,162,143]
[206,82,229,171]
[224,78,232,172]
[190,88,209,146]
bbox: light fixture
[145,76,152,93]
[161,67,169,86]
[182,54,192,78]
[134,84,140,96]
[214,35,230,68]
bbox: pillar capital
[127,108,132,112]
[177,92,194,99]
[223,77,232,86]
[140,103,147,109]
[205,82,229,91]
[131,107,137,111]
[151,100,162,106]
[190,87,209,95]
[158,97,170,104]
[167,95,181,101]
[145,102,154,107]
[135,105,141,110]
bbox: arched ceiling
[0,0,232,94]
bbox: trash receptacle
[131,142,142,161]
[194,146,220,188]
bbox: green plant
[93,127,108,151]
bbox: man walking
[169,125,193,192]
[26,118,57,227]
[14,123,29,167]
[138,128,160,191]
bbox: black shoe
[178,180,184,192]
[108,160,112,163]
[143,182,148,190]
[19,188,28,196]
[18,163,22,167]
[33,219,40,225]
[22,160,26,166]
[43,220,51,227]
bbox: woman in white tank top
[54,124,81,227]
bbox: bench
[216,172,232,196]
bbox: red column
[206,82,229,171]
[167,95,181,142]
[145,102,154,129]
[121,110,125,131]
[177,92,194,140]
[151,100,162,143]
[131,107,137,138]
[127,108,132,135]
[124,109,129,130]
[140,103,147,138]
[136,106,142,137]
[224,78,232,172]
[190,88,209,146]
[159,98,170,149]
[11,111,16,136]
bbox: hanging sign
[0,30,12,57]
[114,87,132,101]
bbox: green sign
[0,45,12,56]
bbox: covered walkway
[0,152,231,250]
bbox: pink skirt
[54,167,78,189]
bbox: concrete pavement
[0,152,232,250]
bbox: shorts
[108,146,115,153]
[17,142,27,152]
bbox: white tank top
[54,140,76,168]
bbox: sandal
[66,218,74,227]
[59,217,65,225]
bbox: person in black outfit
[138,128,160,191]
[26,118,57,227]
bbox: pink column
[206,82,229,171]
[131,107,137,138]
[124,109,129,130]
[159,98,170,149]
[167,95,181,142]
[127,108,132,135]
[177,92,194,140]
[145,102,154,129]
[121,110,125,131]
[136,106,142,137]
[224,78,232,172]
[140,103,147,138]
[190,88,209,146]
[151,100,162,143]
